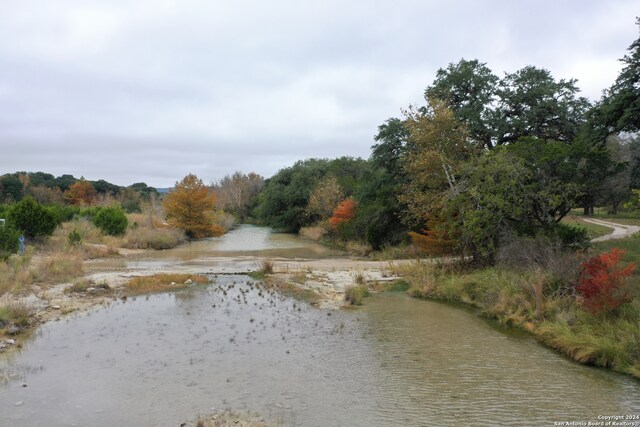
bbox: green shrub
[8,197,57,238]
[92,206,128,236]
[46,204,80,224]
[67,228,82,246]
[551,223,590,251]
[0,221,20,260]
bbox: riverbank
[395,247,640,379]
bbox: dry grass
[0,302,32,328]
[64,280,111,294]
[299,226,327,241]
[47,218,105,252]
[289,270,307,284]
[0,248,84,296]
[370,244,422,260]
[122,213,187,250]
[122,226,187,250]
[345,241,372,257]
[33,253,84,284]
[351,269,366,285]
[126,273,209,295]
[260,259,274,275]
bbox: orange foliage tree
[408,214,458,256]
[163,174,221,238]
[577,248,636,315]
[64,179,97,205]
[329,198,356,228]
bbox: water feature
[1,227,639,426]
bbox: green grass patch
[370,279,411,293]
[263,276,321,305]
[344,285,370,305]
[247,271,265,280]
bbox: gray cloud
[0,0,637,186]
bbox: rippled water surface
[132,224,344,262]
[1,227,639,426]
[2,282,639,426]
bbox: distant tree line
[0,171,159,213]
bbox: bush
[92,206,128,236]
[0,221,20,260]
[46,204,80,224]
[577,248,636,315]
[8,197,57,238]
[551,223,590,251]
[67,228,82,246]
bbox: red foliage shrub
[576,248,636,315]
[329,198,356,227]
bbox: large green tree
[256,157,368,231]
[591,18,640,137]
[425,59,498,149]
[354,117,411,249]
[400,99,477,224]
[493,66,590,145]
[438,140,588,262]
[424,59,590,148]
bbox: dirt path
[582,218,640,242]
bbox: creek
[1,226,639,426]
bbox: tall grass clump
[344,285,370,305]
[47,218,105,252]
[0,302,32,328]
[260,259,274,275]
[0,247,36,296]
[34,253,84,284]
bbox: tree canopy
[163,174,220,239]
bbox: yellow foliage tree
[163,174,221,238]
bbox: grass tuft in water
[344,285,370,306]
[126,273,209,295]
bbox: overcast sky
[0,1,637,187]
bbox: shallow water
[133,224,344,262]
[1,227,639,426]
[1,280,639,427]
